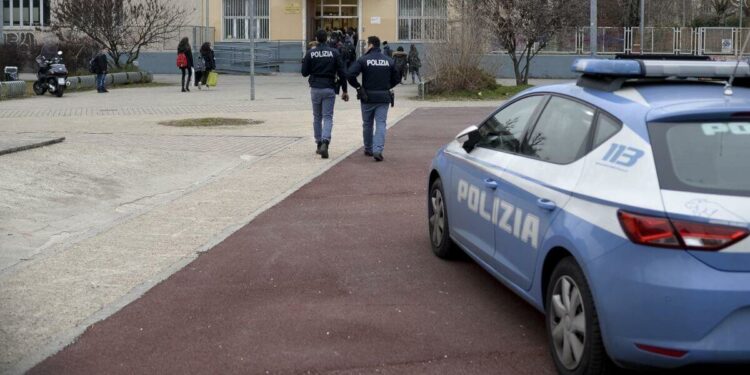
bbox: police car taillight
[617,211,749,251]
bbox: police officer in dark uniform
[302,29,349,159]
[347,36,401,162]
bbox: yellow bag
[207,71,218,87]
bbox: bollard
[78,75,97,89]
[112,72,129,85]
[127,71,143,83]
[0,80,28,99]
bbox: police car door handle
[537,198,557,211]
[483,178,499,190]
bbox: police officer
[302,29,349,159]
[347,36,401,162]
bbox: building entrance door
[306,0,358,42]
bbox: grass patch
[424,84,533,101]
[158,118,264,127]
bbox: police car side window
[477,96,544,153]
[521,97,595,164]
[592,113,622,149]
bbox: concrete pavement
[28,107,556,375]
[0,74,512,374]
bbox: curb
[0,137,66,156]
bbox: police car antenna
[726,30,750,96]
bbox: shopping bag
[207,71,218,87]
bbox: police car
[427,58,750,373]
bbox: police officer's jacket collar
[366,47,382,55]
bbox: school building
[199,0,448,45]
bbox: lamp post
[640,0,645,54]
[0,2,4,45]
[205,0,210,43]
[590,0,597,56]
[249,0,256,101]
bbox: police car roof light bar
[573,58,750,91]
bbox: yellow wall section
[270,0,304,40]
[361,0,397,42]
[197,0,402,42]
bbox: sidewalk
[28,107,554,375]
[0,74,514,374]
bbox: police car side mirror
[456,125,480,153]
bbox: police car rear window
[649,122,750,196]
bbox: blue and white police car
[427,58,750,374]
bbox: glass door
[314,0,358,33]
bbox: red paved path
[31,107,556,374]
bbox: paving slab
[28,107,558,375]
[0,74,515,374]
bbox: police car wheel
[546,257,614,375]
[428,178,458,259]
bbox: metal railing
[497,27,750,56]
[146,26,217,52]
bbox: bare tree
[53,0,190,68]
[426,0,498,94]
[477,0,586,85]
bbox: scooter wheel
[33,82,46,95]
[55,87,64,98]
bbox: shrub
[0,44,33,73]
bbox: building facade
[200,0,448,44]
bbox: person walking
[392,46,408,84]
[301,29,350,159]
[199,42,216,88]
[177,37,194,92]
[93,47,109,93]
[347,36,401,162]
[408,44,422,84]
[382,41,392,58]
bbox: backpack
[176,52,188,68]
[343,41,356,62]
[194,56,206,72]
[88,56,97,74]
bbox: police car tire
[429,178,458,259]
[545,257,615,375]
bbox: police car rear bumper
[587,242,750,368]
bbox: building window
[224,0,269,40]
[398,0,447,41]
[2,0,50,27]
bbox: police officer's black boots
[316,142,322,155]
[373,153,384,162]
[320,141,329,159]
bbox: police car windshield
[650,122,750,196]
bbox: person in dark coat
[392,46,408,84]
[199,42,216,88]
[382,41,392,57]
[94,47,109,93]
[408,44,422,84]
[177,37,194,92]
[347,36,401,162]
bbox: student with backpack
[392,46,408,84]
[177,37,194,92]
[199,42,216,88]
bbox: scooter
[33,51,70,98]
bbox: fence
[520,27,750,56]
[148,26,217,52]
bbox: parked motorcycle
[33,50,70,98]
